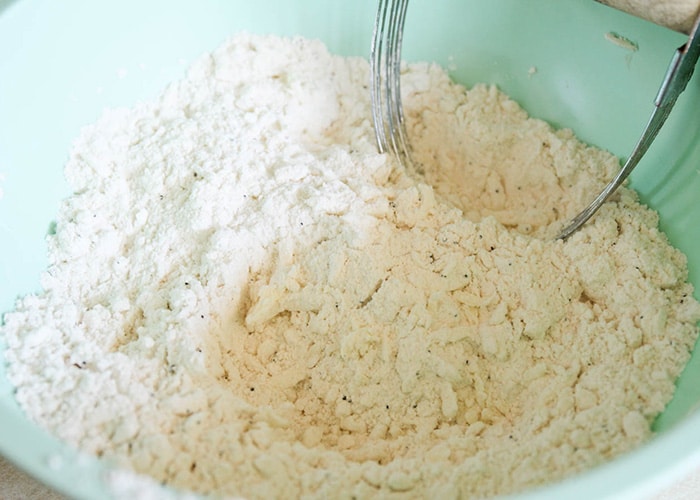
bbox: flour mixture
[2,34,700,499]
[599,0,700,32]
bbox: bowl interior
[1,0,699,498]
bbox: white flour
[2,34,700,499]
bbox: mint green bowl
[1,0,699,498]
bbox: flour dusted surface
[3,34,700,499]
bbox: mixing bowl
[1,0,699,498]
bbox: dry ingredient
[598,0,700,32]
[2,34,700,499]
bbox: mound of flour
[598,0,700,32]
[3,34,700,499]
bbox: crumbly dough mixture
[598,0,700,32]
[3,34,700,499]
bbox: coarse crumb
[605,32,639,51]
[2,34,699,500]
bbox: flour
[2,34,700,499]
[598,0,700,32]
